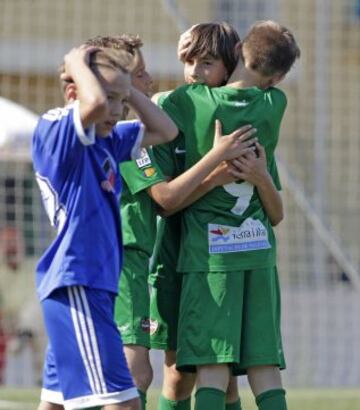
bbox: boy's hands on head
[212,119,257,161]
[60,45,99,83]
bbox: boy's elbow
[158,196,178,212]
[164,122,178,142]
[271,211,284,226]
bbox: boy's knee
[197,364,230,392]
[163,365,195,400]
[247,365,282,397]
[133,365,153,392]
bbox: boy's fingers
[240,137,257,147]
[256,142,265,157]
[213,119,222,146]
[215,119,222,136]
[230,124,253,139]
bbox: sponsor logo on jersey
[101,157,116,192]
[210,227,231,242]
[143,167,156,177]
[149,319,159,335]
[140,317,151,333]
[175,147,186,155]
[208,218,271,254]
[136,148,152,168]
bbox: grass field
[1,388,360,410]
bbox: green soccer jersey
[120,147,166,257]
[157,83,286,272]
[148,130,186,281]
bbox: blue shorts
[40,286,138,409]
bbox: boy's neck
[226,61,266,90]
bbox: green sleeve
[158,85,189,134]
[120,147,165,195]
[152,139,177,178]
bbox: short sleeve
[32,103,93,177]
[152,139,178,178]
[120,147,166,195]
[158,86,189,134]
[111,120,144,163]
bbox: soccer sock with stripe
[255,388,287,410]
[158,394,191,409]
[195,387,226,410]
[226,398,242,410]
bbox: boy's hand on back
[212,119,257,161]
[204,160,240,187]
[230,143,271,187]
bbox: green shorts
[149,266,183,351]
[176,267,286,374]
[114,248,151,348]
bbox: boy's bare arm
[127,87,178,146]
[147,121,257,212]
[61,46,109,129]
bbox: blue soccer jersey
[32,100,143,301]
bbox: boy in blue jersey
[32,44,178,410]
[83,33,259,410]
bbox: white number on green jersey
[223,181,254,215]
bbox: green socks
[226,398,242,410]
[158,394,191,409]
[195,387,226,410]
[138,390,147,410]
[256,388,287,410]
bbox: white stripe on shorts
[68,286,107,395]
[78,286,107,393]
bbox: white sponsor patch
[136,148,152,168]
[208,218,271,254]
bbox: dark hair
[241,20,300,77]
[183,22,240,77]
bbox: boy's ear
[64,83,77,102]
[268,73,285,88]
[234,41,242,59]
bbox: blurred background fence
[0,0,359,388]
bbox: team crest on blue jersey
[101,157,116,193]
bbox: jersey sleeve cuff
[73,100,95,146]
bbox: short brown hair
[59,47,130,93]
[85,34,143,72]
[241,20,300,77]
[183,22,240,78]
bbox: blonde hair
[59,47,132,93]
[85,35,143,72]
